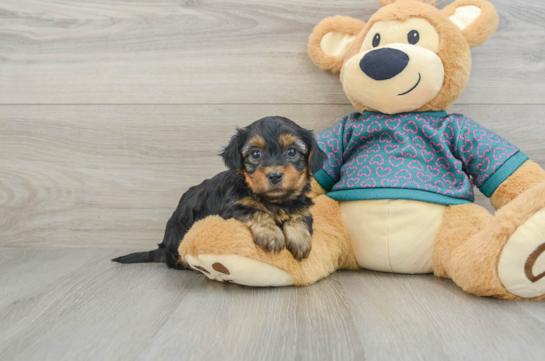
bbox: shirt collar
[362,110,448,118]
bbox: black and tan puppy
[113,116,327,269]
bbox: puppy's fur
[113,116,327,269]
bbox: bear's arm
[454,115,529,203]
[491,161,545,209]
[313,116,350,193]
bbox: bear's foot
[186,254,295,287]
[498,208,545,299]
[433,183,545,300]
[179,196,358,287]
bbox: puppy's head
[222,116,326,202]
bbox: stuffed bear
[178,0,545,300]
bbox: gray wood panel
[2,104,544,249]
[1,0,544,360]
[338,271,545,361]
[0,248,118,308]
[0,0,544,105]
[0,248,543,361]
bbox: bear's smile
[398,73,422,96]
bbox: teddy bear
[178,0,545,300]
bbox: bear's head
[308,0,499,114]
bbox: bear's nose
[267,171,283,185]
[359,48,409,81]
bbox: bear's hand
[178,196,358,287]
[491,161,545,209]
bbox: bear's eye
[372,33,381,48]
[251,150,261,159]
[408,30,420,45]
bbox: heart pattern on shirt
[317,112,521,202]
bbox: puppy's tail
[112,249,164,264]
[113,244,189,270]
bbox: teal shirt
[314,111,528,205]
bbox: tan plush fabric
[308,16,367,73]
[342,0,473,113]
[307,0,500,113]
[447,5,482,30]
[342,42,445,114]
[185,253,296,287]
[178,0,545,299]
[491,161,545,210]
[441,0,499,48]
[433,183,545,300]
[320,32,356,57]
[179,195,359,286]
[498,208,545,298]
[432,203,492,278]
[340,199,446,273]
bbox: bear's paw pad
[185,254,295,287]
[498,207,545,298]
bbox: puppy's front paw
[253,225,286,254]
[283,222,312,260]
[245,212,286,254]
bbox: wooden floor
[1,0,545,360]
[0,247,544,361]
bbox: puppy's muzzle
[359,48,409,81]
[267,171,283,185]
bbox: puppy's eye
[287,147,297,157]
[251,150,261,159]
[372,33,381,48]
[408,30,419,45]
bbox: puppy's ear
[301,130,327,175]
[309,138,327,175]
[221,128,247,173]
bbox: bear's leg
[178,195,359,287]
[433,183,545,300]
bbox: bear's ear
[308,16,366,73]
[442,0,499,48]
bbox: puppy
[113,116,327,269]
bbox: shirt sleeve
[313,116,347,192]
[455,115,528,198]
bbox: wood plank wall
[1,0,544,249]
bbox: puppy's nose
[268,171,283,185]
[359,48,409,81]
